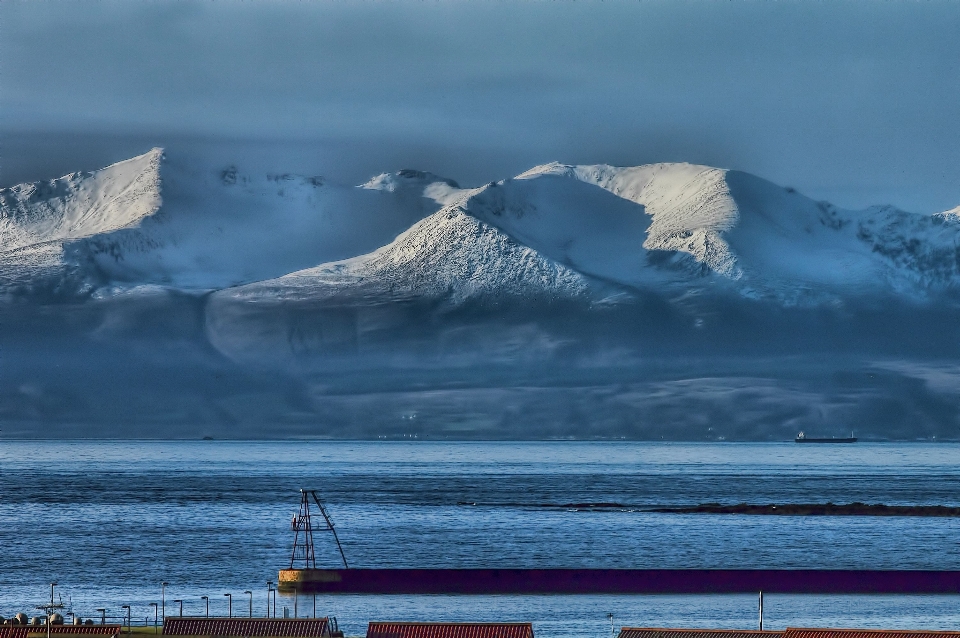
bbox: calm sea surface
[2,441,960,634]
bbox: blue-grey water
[2,441,960,634]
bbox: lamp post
[121,606,131,635]
[266,582,273,619]
[200,596,209,618]
[149,603,158,634]
[173,601,182,617]
[224,593,232,618]
[39,582,62,638]
[96,610,105,626]
[49,581,55,638]
[243,591,252,619]
[758,591,764,631]
[161,582,168,623]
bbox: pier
[278,568,960,595]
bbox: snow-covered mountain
[5,150,960,439]
[0,149,163,293]
[471,161,960,301]
[207,160,960,324]
[0,149,460,295]
[5,150,960,304]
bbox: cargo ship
[795,431,857,443]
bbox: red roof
[367,622,534,638]
[163,618,329,637]
[619,629,783,638]
[785,630,960,638]
[2,630,118,638]
[42,628,122,635]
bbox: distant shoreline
[455,502,960,516]
[652,503,960,516]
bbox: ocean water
[2,441,960,634]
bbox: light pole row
[66,581,267,625]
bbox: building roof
[41,627,123,635]
[785,630,960,638]
[366,622,534,638]
[618,629,960,638]
[163,618,329,637]
[619,629,783,638]
[2,627,119,637]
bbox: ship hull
[278,568,960,594]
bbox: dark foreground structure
[163,619,333,637]
[366,623,533,638]
[278,568,960,595]
[619,629,960,638]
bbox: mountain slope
[205,204,596,364]
[0,149,462,295]
[0,149,163,295]
[0,148,163,251]
[5,151,960,439]
[66,156,460,290]
[501,162,960,300]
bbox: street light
[173,600,183,617]
[121,606,131,635]
[266,582,273,619]
[149,603,158,634]
[224,593,232,618]
[243,592,252,619]
[96,609,105,626]
[39,582,63,638]
[161,583,168,623]
[200,596,209,618]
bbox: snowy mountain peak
[360,169,467,208]
[936,204,960,220]
[511,161,742,279]
[0,147,163,253]
[39,152,457,290]
[361,169,460,192]
[219,204,592,306]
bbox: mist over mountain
[2,149,959,440]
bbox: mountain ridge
[4,150,960,306]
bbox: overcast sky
[2,0,959,213]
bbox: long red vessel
[277,568,960,595]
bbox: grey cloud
[3,1,960,212]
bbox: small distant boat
[795,431,857,443]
